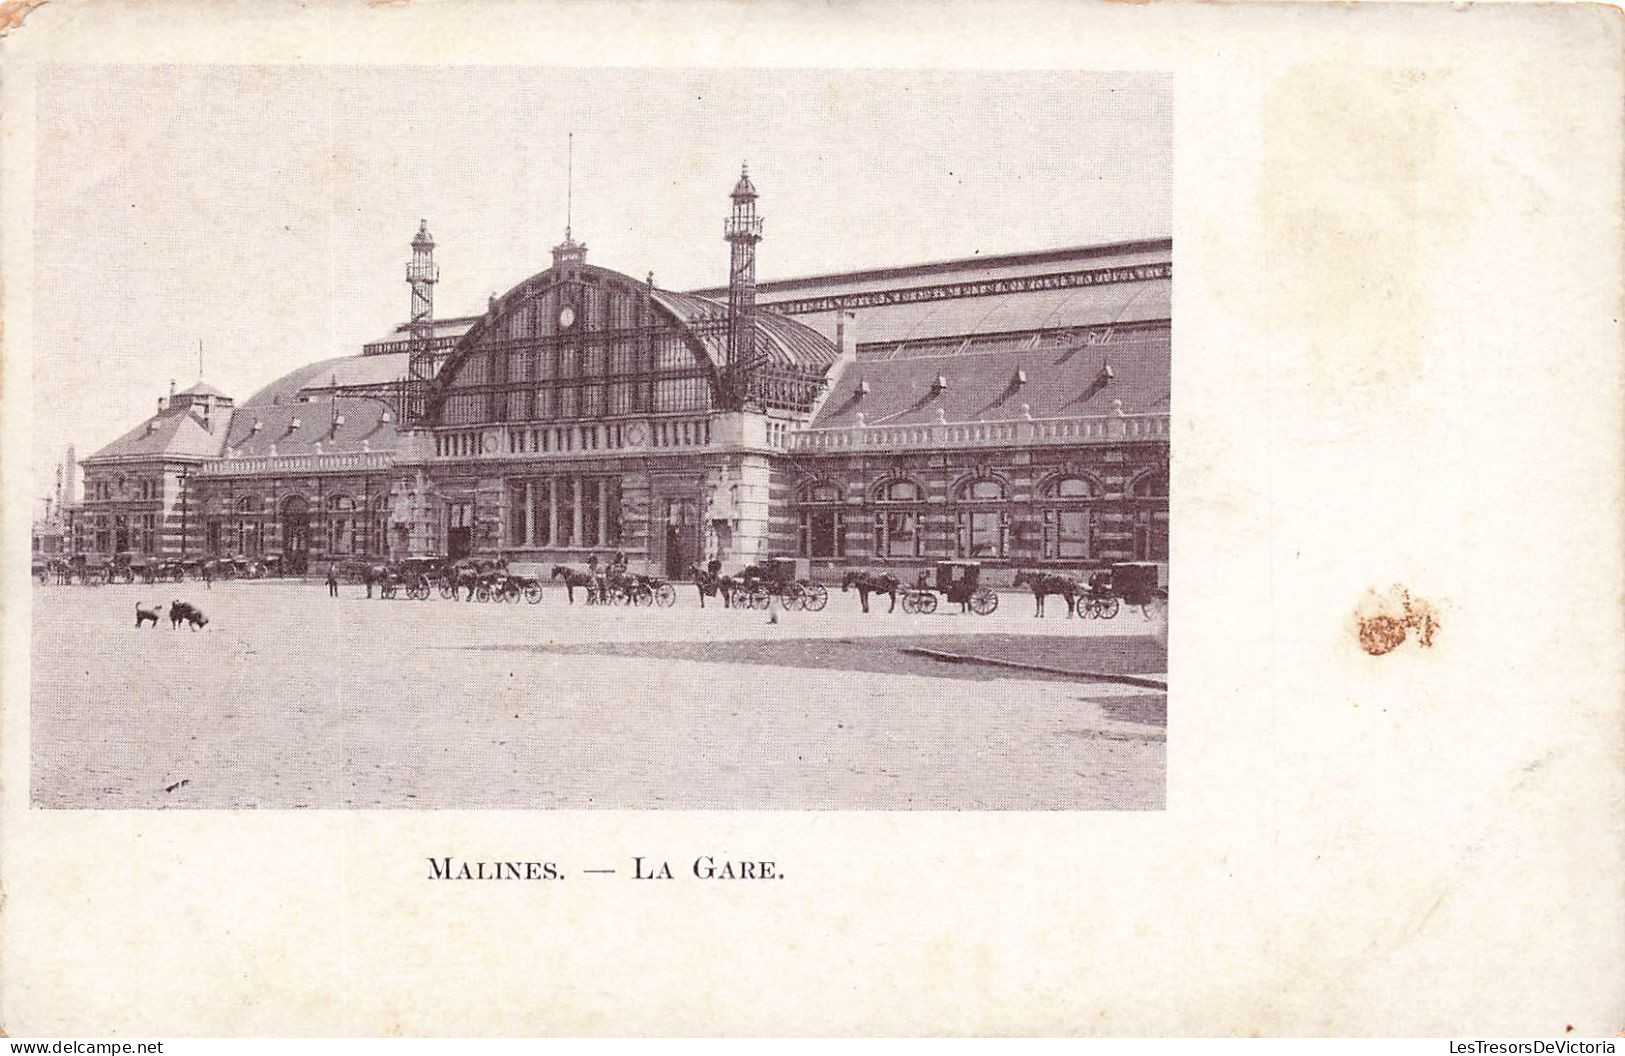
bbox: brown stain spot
[0,0,44,37]
[1356,585,1440,656]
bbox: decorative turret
[551,228,587,270]
[723,162,765,405]
[552,132,588,271]
[404,219,441,422]
[405,219,438,342]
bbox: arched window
[872,478,924,558]
[327,494,356,555]
[957,479,1006,502]
[1130,470,1169,560]
[796,481,847,558]
[953,477,1008,558]
[1041,476,1098,560]
[1132,471,1168,499]
[234,495,264,557]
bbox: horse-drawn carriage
[477,567,546,604]
[1077,562,1167,620]
[603,568,676,607]
[77,554,112,585]
[736,558,828,611]
[373,557,439,601]
[689,559,826,611]
[901,561,1000,615]
[119,552,165,585]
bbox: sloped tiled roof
[225,353,408,457]
[791,277,1170,347]
[86,407,232,462]
[812,327,1169,429]
[242,353,410,408]
[175,380,231,399]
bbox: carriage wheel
[919,592,940,614]
[802,583,829,612]
[503,585,522,604]
[632,585,654,607]
[524,584,544,605]
[728,586,750,609]
[900,592,919,614]
[654,583,676,608]
[475,584,491,603]
[969,587,998,616]
[778,586,805,611]
[1099,598,1120,620]
[749,586,772,610]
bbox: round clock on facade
[558,305,576,329]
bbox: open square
[31,580,1166,810]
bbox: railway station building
[70,167,1170,583]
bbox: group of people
[582,549,630,602]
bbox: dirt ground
[30,580,1167,810]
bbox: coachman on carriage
[1076,563,1167,620]
[742,558,828,611]
[900,561,999,616]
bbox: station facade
[68,168,1170,582]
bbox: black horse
[688,563,738,609]
[840,569,900,614]
[551,564,599,604]
[1012,569,1081,618]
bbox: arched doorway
[662,498,697,579]
[281,496,310,574]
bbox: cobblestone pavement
[30,581,1167,810]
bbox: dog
[135,602,162,629]
[169,599,209,631]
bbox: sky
[29,66,1170,509]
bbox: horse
[840,569,900,614]
[1013,569,1082,618]
[688,563,739,609]
[551,564,599,604]
[359,563,394,598]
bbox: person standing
[326,564,339,598]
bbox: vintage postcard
[1,0,1620,1038]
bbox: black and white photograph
[27,67,1171,810]
[6,1,1619,1040]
